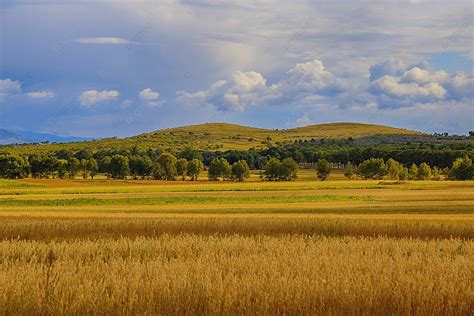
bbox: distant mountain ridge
[0,129,91,145]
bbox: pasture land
[0,178,473,314]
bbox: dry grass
[1,235,472,315]
[1,214,473,241]
[0,178,473,315]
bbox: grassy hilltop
[2,122,421,154]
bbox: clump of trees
[349,157,473,181]
[448,156,474,180]
[0,154,29,179]
[262,158,298,181]
[357,158,387,180]
[208,158,231,181]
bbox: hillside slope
[132,122,422,150]
[1,122,422,154]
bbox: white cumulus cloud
[139,88,160,101]
[27,91,55,98]
[0,79,21,96]
[368,58,473,107]
[177,59,347,112]
[79,90,119,107]
[74,37,133,45]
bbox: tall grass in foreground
[1,235,472,315]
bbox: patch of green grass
[0,180,43,188]
[0,195,370,206]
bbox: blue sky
[0,0,473,137]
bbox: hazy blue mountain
[0,129,92,145]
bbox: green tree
[56,159,68,179]
[152,162,164,180]
[80,159,90,180]
[99,156,112,179]
[208,158,231,181]
[44,156,59,178]
[140,156,154,179]
[109,155,130,179]
[292,150,305,164]
[279,158,298,181]
[399,167,409,180]
[157,153,177,180]
[186,159,204,181]
[315,159,331,181]
[129,156,143,179]
[431,166,441,180]
[386,158,404,180]
[88,159,99,179]
[29,154,47,178]
[343,163,355,179]
[0,154,29,179]
[67,157,81,179]
[409,164,419,180]
[417,162,432,180]
[357,158,386,180]
[231,160,251,182]
[263,158,281,181]
[176,158,188,181]
[129,156,153,179]
[448,156,474,180]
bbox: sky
[0,0,473,138]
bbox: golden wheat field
[0,177,473,315]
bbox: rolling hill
[1,122,422,154]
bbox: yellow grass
[0,178,473,314]
[1,236,472,315]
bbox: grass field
[0,174,473,314]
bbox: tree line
[0,146,473,181]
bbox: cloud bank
[178,59,348,112]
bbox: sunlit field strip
[1,188,473,202]
[1,179,472,196]
[0,202,473,214]
[0,195,370,206]
[1,212,473,220]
